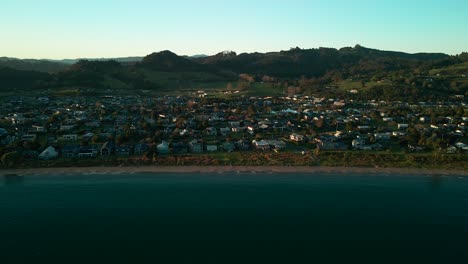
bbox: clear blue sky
[2,0,467,59]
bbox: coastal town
[0,88,466,168]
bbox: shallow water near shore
[1,172,468,263]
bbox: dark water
[1,172,468,263]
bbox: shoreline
[0,166,466,176]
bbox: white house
[38,146,58,160]
[398,124,409,130]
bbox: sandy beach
[0,166,466,176]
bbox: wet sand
[0,166,466,176]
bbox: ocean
[1,172,467,263]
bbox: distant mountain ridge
[1,45,467,99]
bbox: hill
[0,57,69,73]
[1,46,466,100]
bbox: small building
[100,142,115,156]
[21,134,37,142]
[206,127,217,136]
[319,140,348,151]
[157,141,170,155]
[290,134,304,142]
[222,142,236,152]
[38,146,58,160]
[266,140,287,150]
[398,124,409,130]
[189,140,204,153]
[374,133,391,141]
[78,146,98,158]
[32,125,47,133]
[62,134,78,141]
[252,140,270,151]
[219,127,230,136]
[61,145,79,158]
[236,139,250,151]
[206,145,218,152]
[115,145,133,156]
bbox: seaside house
[100,142,115,156]
[206,145,218,152]
[115,145,133,157]
[236,139,251,151]
[78,146,99,158]
[157,141,170,155]
[38,146,59,160]
[222,142,236,152]
[61,145,79,158]
[189,140,204,153]
[266,140,286,151]
[252,140,270,151]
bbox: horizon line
[2,45,466,61]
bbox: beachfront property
[0,93,466,166]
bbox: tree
[1,151,21,167]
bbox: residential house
[222,142,236,152]
[206,145,218,152]
[236,139,251,151]
[62,134,78,141]
[61,145,79,158]
[31,125,46,133]
[398,124,409,130]
[60,124,76,131]
[318,139,348,151]
[100,142,115,156]
[82,132,94,141]
[189,140,204,153]
[21,134,37,142]
[374,133,391,141]
[78,146,99,158]
[290,133,305,142]
[252,140,270,151]
[219,127,230,136]
[455,142,468,151]
[115,145,133,156]
[266,140,286,150]
[38,146,58,160]
[157,141,170,155]
[206,127,217,136]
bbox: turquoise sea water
[1,172,468,263]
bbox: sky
[1,0,467,59]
